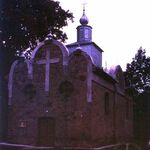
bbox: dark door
[38,117,55,146]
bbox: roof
[66,41,104,52]
[93,66,117,84]
[108,65,123,79]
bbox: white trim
[25,59,33,80]
[31,41,45,59]
[45,49,50,92]
[8,60,32,105]
[31,39,69,66]
[7,39,69,104]
[52,40,69,66]
[8,60,19,105]
[0,142,141,150]
[31,39,69,92]
[0,142,54,149]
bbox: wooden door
[38,117,55,146]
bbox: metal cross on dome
[82,2,87,13]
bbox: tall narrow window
[104,92,109,115]
[126,100,129,119]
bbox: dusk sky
[58,0,150,70]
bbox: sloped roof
[108,65,123,79]
[66,41,104,52]
[93,66,116,83]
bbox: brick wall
[7,41,133,147]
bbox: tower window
[104,92,109,115]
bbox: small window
[104,92,109,115]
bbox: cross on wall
[36,48,60,92]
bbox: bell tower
[77,6,92,42]
[67,4,103,68]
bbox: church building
[4,9,133,148]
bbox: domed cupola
[80,10,89,25]
[77,7,92,42]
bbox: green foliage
[0,0,74,56]
[125,48,150,148]
[125,47,150,96]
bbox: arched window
[104,92,109,115]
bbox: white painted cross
[36,48,59,92]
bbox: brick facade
[7,39,133,148]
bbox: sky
[58,0,150,71]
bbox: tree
[125,47,150,96]
[124,47,150,149]
[0,0,74,64]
